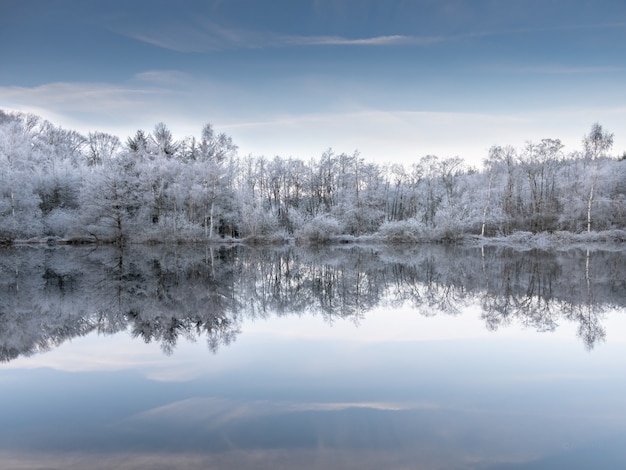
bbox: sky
[1,0,626,166]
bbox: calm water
[1,244,625,470]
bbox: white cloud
[0,82,155,109]
[0,78,210,139]
[120,19,445,52]
[121,17,626,54]
[275,33,442,47]
[3,78,626,167]
[223,107,626,166]
[0,82,169,137]
[221,110,526,164]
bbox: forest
[0,109,625,244]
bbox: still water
[1,244,625,469]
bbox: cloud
[118,13,626,54]
[222,106,626,166]
[269,33,442,47]
[221,109,531,164]
[0,77,222,138]
[3,76,626,168]
[0,81,181,139]
[0,82,158,111]
[489,65,626,75]
[121,19,445,52]
[134,70,192,84]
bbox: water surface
[1,244,625,469]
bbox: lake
[1,244,625,469]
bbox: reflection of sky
[2,307,626,469]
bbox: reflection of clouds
[3,331,241,381]
[242,304,501,342]
[503,373,614,383]
[7,444,625,470]
[125,397,436,428]
[4,397,624,469]
[124,397,255,428]
[288,401,432,412]
[0,449,509,470]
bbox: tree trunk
[587,175,596,233]
[209,200,215,238]
[482,171,494,237]
[10,188,15,217]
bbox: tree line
[0,109,624,244]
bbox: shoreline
[4,229,626,251]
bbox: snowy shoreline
[5,229,626,251]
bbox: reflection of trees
[479,249,561,334]
[1,244,625,361]
[0,248,98,361]
[0,246,243,359]
[476,247,626,349]
[239,247,383,323]
[560,249,609,350]
[88,246,243,354]
[383,256,469,317]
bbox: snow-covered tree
[80,154,142,244]
[583,123,614,232]
[87,131,121,166]
[0,117,43,240]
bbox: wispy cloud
[269,33,441,47]
[119,14,626,54]
[0,82,160,111]
[276,34,385,46]
[0,80,187,138]
[121,19,445,52]
[490,65,626,75]
[134,70,192,84]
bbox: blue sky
[1,0,625,165]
